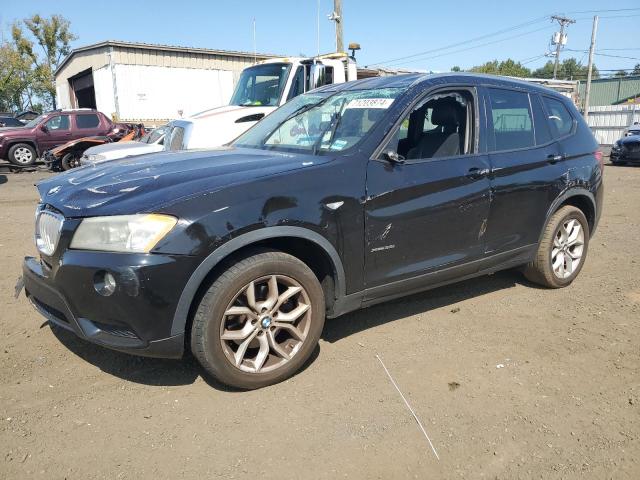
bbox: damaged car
[22,73,603,389]
[610,124,640,165]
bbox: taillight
[594,150,603,173]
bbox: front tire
[8,143,36,166]
[524,206,590,288]
[191,250,325,389]
[61,152,81,170]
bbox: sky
[1,0,639,75]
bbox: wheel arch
[7,139,39,156]
[539,188,596,245]
[170,226,346,336]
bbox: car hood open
[37,147,328,217]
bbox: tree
[469,59,531,78]
[0,41,40,112]
[11,14,76,110]
[613,70,629,78]
[531,58,598,80]
[633,64,640,76]
[451,66,461,72]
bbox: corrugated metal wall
[577,76,640,106]
[586,105,640,145]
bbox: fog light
[94,271,117,296]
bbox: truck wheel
[191,250,325,389]
[8,143,37,166]
[61,153,81,170]
[524,206,590,288]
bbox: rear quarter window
[542,96,575,138]
[76,114,100,129]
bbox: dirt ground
[0,162,638,480]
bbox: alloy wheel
[551,218,584,279]
[219,274,312,373]
[14,147,33,164]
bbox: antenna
[316,0,320,57]
[252,18,257,63]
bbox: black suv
[23,74,603,389]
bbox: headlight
[70,214,177,253]
[85,154,105,162]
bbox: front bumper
[22,251,198,358]
[611,146,640,162]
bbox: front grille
[35,209,63,256]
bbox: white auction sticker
[346,98,395,109]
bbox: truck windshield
[229,63,292,107]
[234,87,402,155]
[24,114,47,128]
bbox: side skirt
[328,244,536,318]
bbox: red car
[0,109,128,166]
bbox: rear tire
[524,206,590,288]
[8,143,36,166]
[191,250,325,389]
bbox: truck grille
[35,209,64,256]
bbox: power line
[378,25,554,68]
[564,7,640,14]
[368,15,549,66]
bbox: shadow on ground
[48,269,531,389]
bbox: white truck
[163,53,358,150]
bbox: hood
[0,126,30,135]
[37,147,329,217]
[85,140,150,155]
[619,135,640,146]
[183,105,276,148]
[83,142,164,164]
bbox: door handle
[466,167,490,179]
[547,154,564,164]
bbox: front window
[229,63,292,107]
[45,115,70,131]
[234,87,402,155]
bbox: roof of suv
[313,73,570,99]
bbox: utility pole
[551,15,575,79]
[328,0,344,53]
[583,15,598,119]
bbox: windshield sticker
[346,98,394,109]
[330,139,348,150]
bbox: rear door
[482,87,563,255]
[37,114,72,151]
[364,87,492,294]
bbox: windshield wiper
[311,97,348,155]
[260,96,334,147]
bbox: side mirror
[308,63,327,91]
[39,124,48,133]
[383,150,405,164]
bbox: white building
[54,40,279,124]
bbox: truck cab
[163,54,357,151]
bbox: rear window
[489,88,535,151]
[542,96,574,138]
[76,114,100,129]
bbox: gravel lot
[0,163,638,479]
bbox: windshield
[140,125,168,144]
[24,114,47,128]
[234,87,402,155]
[229,63,292,107]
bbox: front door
[364,88,491,297]
[37,114,72,151]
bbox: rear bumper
[22,254,192,358]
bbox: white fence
[586,104,640,145]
